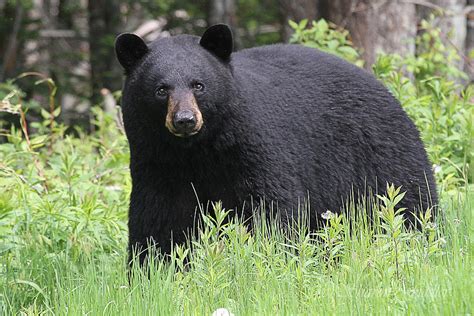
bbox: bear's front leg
[127,185,196,268]
[127,186,173,267]
[128,225,174,268]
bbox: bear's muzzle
[165,91,203,137]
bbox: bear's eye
[193,82,204,92]
[155,86,168,97]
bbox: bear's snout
[173,110,197,135]
[165,92,204,137]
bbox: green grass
[1,186,472,315]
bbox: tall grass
[1,193,472,314]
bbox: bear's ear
[115,33,149,71]
[200,24,233,60]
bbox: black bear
[115,24,437,264]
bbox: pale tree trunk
[465,0,474,80]
[322,0,417,69]
[208,0,240,48]
[208,0,237,26]
[279,0,321,42]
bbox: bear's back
[230,44,398,115]
[232,44,374,89]
[229,44,408,136]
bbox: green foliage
[1,179,472,314]
[372,54,473,195]
[289,19,363,67]
[1,89,130,310]
[408,17,467,81]
[237,0,282,47]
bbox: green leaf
[317,19,328,32]
[288,20,298,30]
[53,106,61,117]
[30,135,48,147]
[40,108,51,119]
[298,19,308,29]
[327,40,339,51]
[338,46,358,58]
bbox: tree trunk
[0,1,23,81]
[88,0,122,104]
[322,0,417,69]
[208,0,237,26]
[465,0,473,80]
[208,0,240,48]
[279,0,321,42]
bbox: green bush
[289,19,362,66]
[0,95,130,259]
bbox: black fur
[115,33,149,72]
[199,24,233,60]
[116,25,437,264]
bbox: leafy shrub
[0,84,130,260]
[289,19,362,67]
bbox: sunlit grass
[1,186,472,315]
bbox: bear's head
[115,25,235,145]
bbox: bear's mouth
[169,130,200,138]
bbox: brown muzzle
[165,91,203,137]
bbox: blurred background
[0,0,473,127]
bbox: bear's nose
[173,110,197,134]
